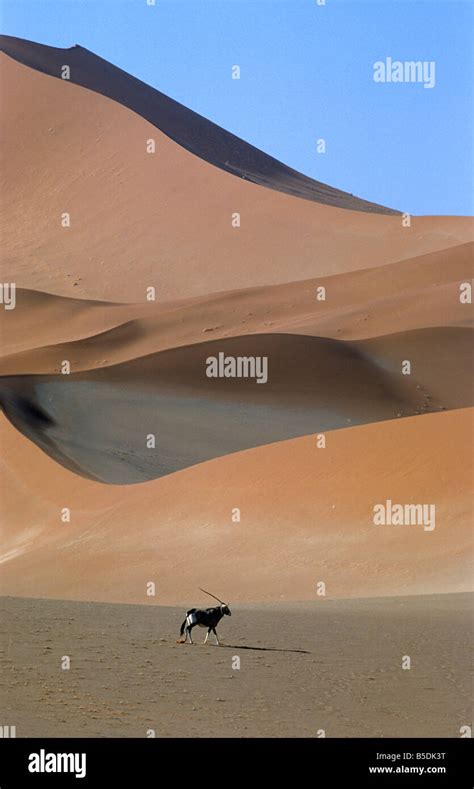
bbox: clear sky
[2,0,473,215]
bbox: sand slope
[1,242,472,374]
[1,48,473,301]
[0,408,471,603]
[0,34,399,212]
[2,326,472,483]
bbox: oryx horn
[199,587,226,605]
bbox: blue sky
[2,0,473,215]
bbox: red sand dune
[0,37,472,606]
[1,326,471,483]
[0,408,471,604]
[1,46,473,302]
[0,242,472,374]
[0,34,400,212]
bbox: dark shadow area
[0,388,55,428]
[0,35,400,214]
[221,643,310,655]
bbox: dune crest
[1,43,473,301]
[0,34,398,212]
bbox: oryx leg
[212,628,220,646]
[203,628,211,644]
[186,626,194,644]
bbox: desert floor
[1,593,471,738]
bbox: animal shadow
[221,644,310,655]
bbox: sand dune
[1,242,472,375]
[0,34,472,619]
[1,46,473,302]
[0,332,424,483]
[0,408,471,603]
[358,327,473,410]
[2,325,472,484]
[0,34,399,212]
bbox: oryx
[179,588,231,645]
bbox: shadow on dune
[0,390,55,429]
[1,328,470,485]
[0,332,436,484]
[0,34,399,214]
